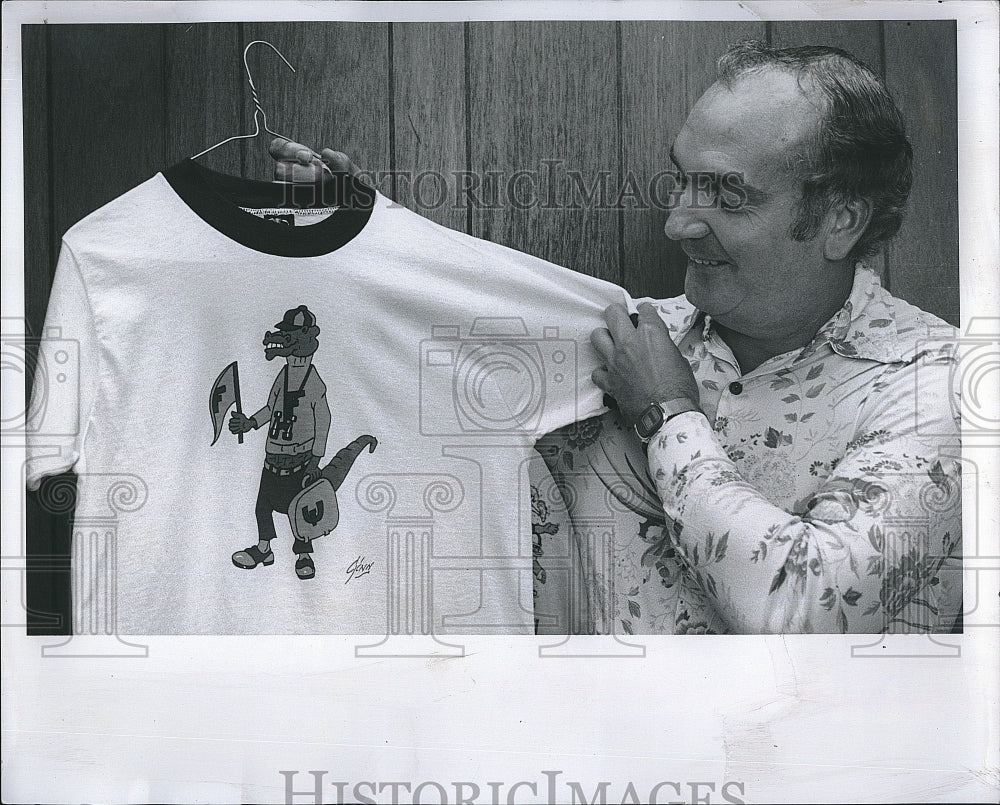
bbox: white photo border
[2,2,997,803]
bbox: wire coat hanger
[192,40,333,178]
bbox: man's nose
[663,187,711,241]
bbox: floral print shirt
[534,266,962,634]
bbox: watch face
[637,404,663,439]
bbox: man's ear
[823,196,872,261]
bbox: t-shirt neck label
[239,206,340,227]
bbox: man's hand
[269,137,362,183]
[229,412,255,435]
[591,302,701,427]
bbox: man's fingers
[636,302,665,329]
[591,366,611,392]
[270,137,324,183]
[269,137,313,161]
[590,327,615,360]
[603,302,638,344]
[319,149,362,177]
[268,138,363,179]
[269,138,364,181]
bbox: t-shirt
[25,159,631,635]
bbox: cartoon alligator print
[215,305,377,580]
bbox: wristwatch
[634,398,699,444]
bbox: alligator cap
[274,305,316,331]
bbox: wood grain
[467,22,620,283]
[22,25,52,335]
[884,21,959,326]
[771,20,882,72]
[49,24,166,241]
[22,25,70,635]
[164,23,243,176]
[241,23,391,183]
[620,21,765,299]
[391,23,467,232]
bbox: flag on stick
[210,361,243,445]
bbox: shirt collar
[677,264,918,365]
[807,264,913,362]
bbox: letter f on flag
[210,361,243,445]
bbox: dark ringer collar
[162,158,375,257]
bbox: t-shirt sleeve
[491,282,635,440]
[25,242,100,491]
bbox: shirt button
[728,381,743,395]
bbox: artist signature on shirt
[345,555,374,584]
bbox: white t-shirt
[25,160,630,634]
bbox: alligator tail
[320,435,378,490]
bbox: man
[271,41,962,634]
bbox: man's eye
[719,172,749,212]
[720,194,744,212]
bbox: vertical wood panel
[242,23,391,182]
[391,23,466,232]
[468,22,620,283]
[49,25,166,241]
[164,23,243,176]
[621,22,765,299]
[884,21,959,326]
[771,21,882,70]
[22,25,52,335]
[22,24,68,635]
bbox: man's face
[665,69,834,339]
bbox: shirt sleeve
[493,286,635,440]
[645,350,962,634]
[25,242,101,492]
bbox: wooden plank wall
[20,21,959,633]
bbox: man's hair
[716,40,912,262]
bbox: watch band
[635,398,698,444]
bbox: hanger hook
[243,40,296,99]
[192,38,333,178]
[243,40,297,140]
